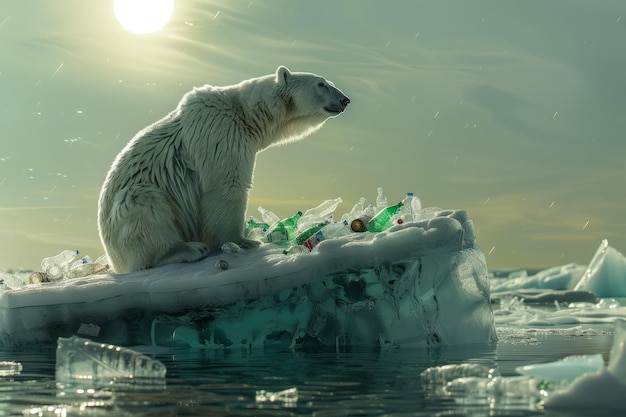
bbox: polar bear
[98,66,350,273]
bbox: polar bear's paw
[158,242,210,267]
[238,238,261,249]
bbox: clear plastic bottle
[297,197,342,231]
[341,197,365,223]
[302,220,351,251]
[350,204,376,232]
[366,201,404,232]
[321,219,351,239]
[258,206,280,229]
[41,249,79,280]
[399,192,422,220]
[376,187,388,210]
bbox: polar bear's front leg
[200,189,260,250]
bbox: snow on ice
[0,209,496,349]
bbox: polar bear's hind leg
[103,183,209,272]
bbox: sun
[113,0,174,34]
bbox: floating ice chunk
[0,361,23,377]
[574,239,626,297]
[490,263,585,293]
[543,319,626,411]
[421,363,497,385]
[55,336,166,388]
[255,387,298,405]
[516,354,604,383]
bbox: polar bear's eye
[317,82,326,87]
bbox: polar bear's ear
[276,66,291,85]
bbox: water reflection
[1,329,616,415]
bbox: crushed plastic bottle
[55,336,167,388]
[41,249,79,280]
[297,197,342,231]
[366,201,404,232]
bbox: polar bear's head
[271,66,349,145]
[276,66,350,118]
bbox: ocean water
[0,317,615,416]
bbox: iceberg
[0,209,496,349]
[574,239,626,298]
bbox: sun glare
[113,0,174,34]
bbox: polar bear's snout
[325,91,350,115]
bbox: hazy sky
[1,0,625,271]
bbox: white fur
[98,66,349,273]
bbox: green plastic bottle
[245,217,269,238]
[267,211,303,245]
[366,201,404,232]
[295,221,328,246]
[281,211,302,241]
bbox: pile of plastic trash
[247,187,437,254]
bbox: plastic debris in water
[255,387,298,405]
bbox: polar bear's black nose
[341,97,350,107]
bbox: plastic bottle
[350,204,376,232]
[295,221,329,246]
[266,211,302,246]
[41,249,79,280]
[341,197,365,223]
[376,187,388,210]
[258,206,280,229]
[245,217,269,238]
[366,201,404,232]
[302,220,351,251]
[321,219,351,239]
[297,197,342,231]
[280,211,303,240]
[398,192,422,221]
